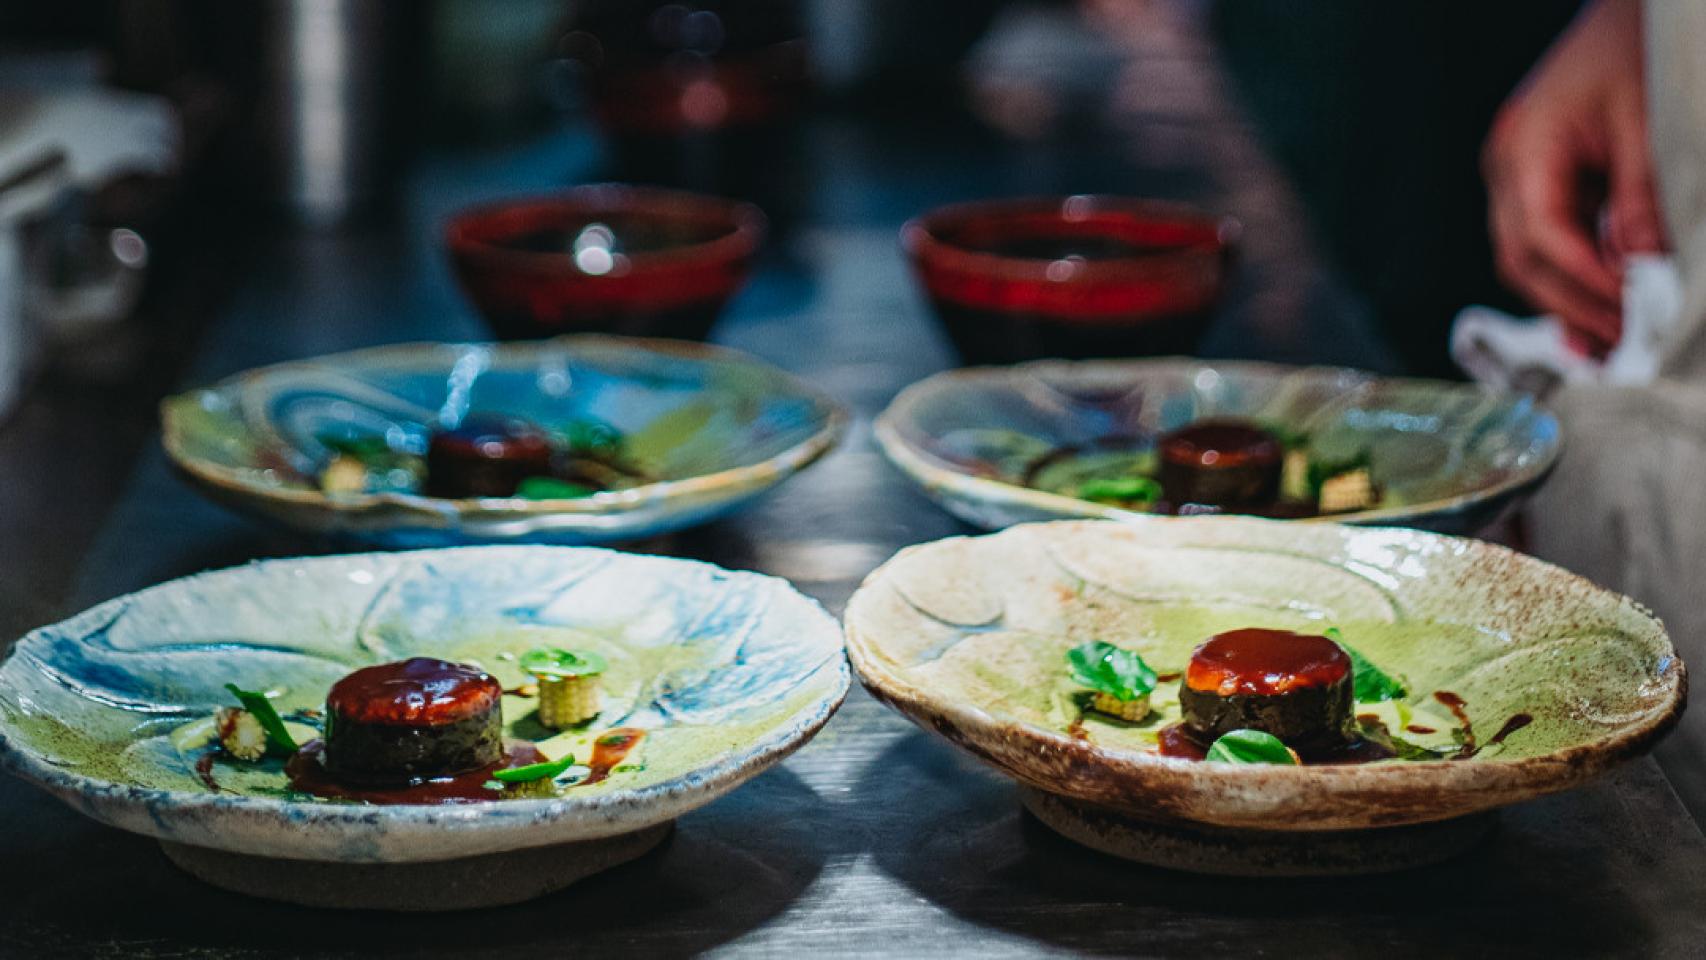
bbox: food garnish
[1204,729,1301,765]
[214,708,269,761]
[222,683,299,756]
[1325,627,1407,702]
[1068,640,1158,722]
[515,476,599,499]
[491,752,577,784]
[1075,475,1162,507]
[521,646,609,729]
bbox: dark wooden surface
[2,11,1703,957]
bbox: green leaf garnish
[562,419,625,456]
[1205,729,1300,765]
[1325,627,1407,702]
[519,646,609,679]
[1076,475,1163,504]
[491,753,576,783]
[315,432,394,462]
[515,477,600,500]
[1067,641,1158,702]
[483,780,506,791]
[223,683,299,756]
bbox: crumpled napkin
[1450,255,1683,394]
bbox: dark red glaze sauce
[1184,628,1351,696]
[1157,723,1209,760]
[327,657,501,726]
[1406,724,1437,735]
[1158,421,1283,470]
[1488,713,1533,747]
[286,740,545,804]
[1433,690,1476,759]
[195,753,225,793]
[577,727,645,787]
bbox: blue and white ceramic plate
[162,336,846,546]
[0,547,848,864]
[876,359,1560,535]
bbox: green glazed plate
[844,519,1683,831]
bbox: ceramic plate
[876,359,1559,535]
[0,546,848,863]
[163,335,845,546]
[843,519,1683,831]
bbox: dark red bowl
[902,196,1239,364]
[446,185,766,341]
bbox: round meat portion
[424,415,553,498]
[1157,420,1283,509]
[323,657,504,784]
[1178,628,1353,748]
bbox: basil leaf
[519,646,609,678]
[1067,641,1158,701]
[1205,729,1300,765]
[1076,476,1163,504]
[1325,627,1407,702]
[515,477,600,500]
[223,683,298,756]
[492,753,576,783]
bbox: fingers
[1605,96,1668,255]
[1486,135,1624,348]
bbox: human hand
[1483,0,1665,354]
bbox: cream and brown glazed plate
[843,519,1684,872]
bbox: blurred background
[0,0,1581,627]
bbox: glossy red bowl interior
[903,196,1239,364]
[446,185,766,341]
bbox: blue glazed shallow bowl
[0,546,849,869]
[162,335,846,546]
[875,358,1560,536]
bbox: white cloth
[1450,254,1683,392]
[1517,0,1706,814]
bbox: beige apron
[1524,0,1706,809]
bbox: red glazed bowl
[903,196,1239,364]
[446,185,766,341]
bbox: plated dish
[876,358,1560,534]
[843,519,1683,874]
[162,335,845,546]
[0,547,848,908]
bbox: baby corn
[536,674,602,728]
[1317,467,1376,514]
[215,707,268,761]
[1090,692,1151,723]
